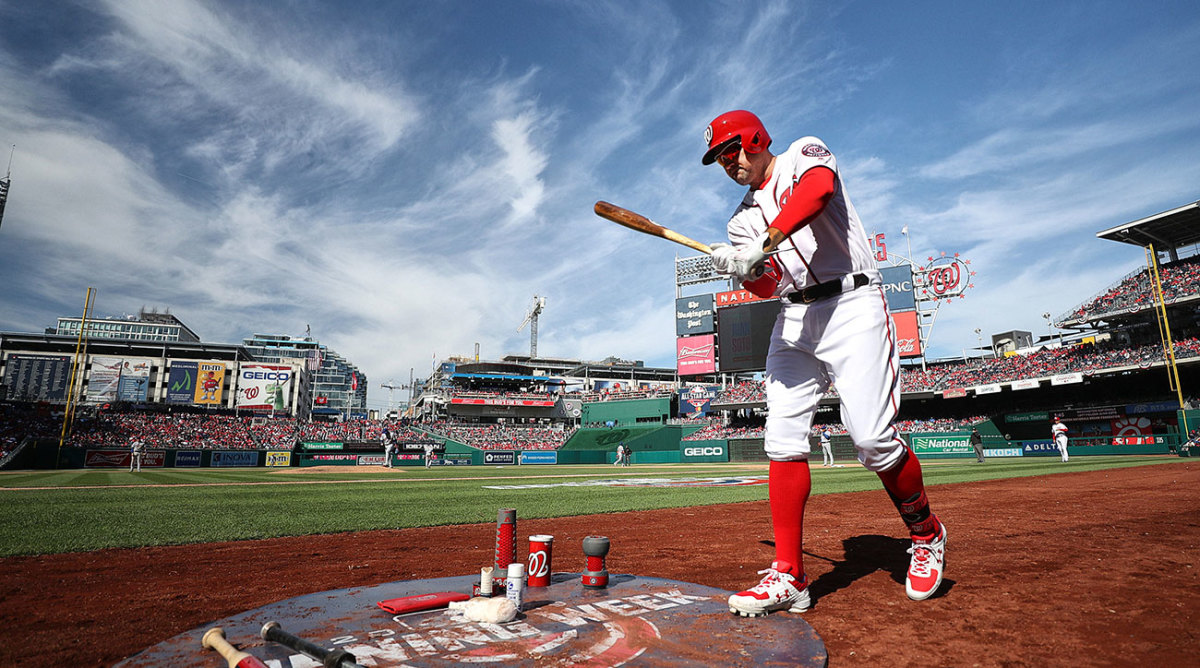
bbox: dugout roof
[1096,200,1200,249]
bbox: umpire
[970,427,984,463]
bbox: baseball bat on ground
[261,621,366,668]
[201,627,269,668]
[594,201,713,255]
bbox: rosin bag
[377,591,470,615]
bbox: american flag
[307,348,322,372]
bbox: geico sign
[242,371,291,381]
[684,446,724,457]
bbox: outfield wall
[13,429,1183,470]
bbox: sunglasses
[715,142,742,167]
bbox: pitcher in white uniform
[702,110,947,616]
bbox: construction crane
[517,295,546,358]
[380,380,400,418]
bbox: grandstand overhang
[1096,200,1200,249]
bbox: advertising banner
[236,363,292,411]
[358,455,387,465]
[715,289,772,308]
[681,444,728,462]
[676,295,716,336]
[450,397,555,407]
[892,310,922,358]
[1011,379,1040,391]
[520,451,558,465]
[84,450,165,468]
[679,385,719,416]
[677,335,716,375]
[2,354,71,401]
[1022,441,1059,457]
[211,451,259,467]
[974,383,1002,395]
[401,441,444,452]
[87,356,125,403]
[941,388,967,398]
[1126,401,1180,415]
[911,434,972,456]
[1051,373,1084,386]
[174,451,203,467]
[194,362,226,405]
[265,451,292,467]
[880,265,916,312]
[483,451,516,465]
[165,362,198,403]
[116,358,153,402]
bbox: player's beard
[727,164,753,186]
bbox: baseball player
[382,428,395,468]
[1052,416,1069,462]
[702,110,947,616]
[129,437,143,472]
[614,442,626,466]
[818,428,833,467]
[424,441,435,468]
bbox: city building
[240,334,367,421]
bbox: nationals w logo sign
[915,252,975,302]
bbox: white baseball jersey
[726,137,905,471]
[727,137,876,293]
[1052,421,1067,439]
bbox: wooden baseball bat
[261,621,366,668]
[594,201,713,255]
[201,627,270,668]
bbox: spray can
[506,562,526,611]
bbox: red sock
[876,448,941,537]
[769,459,811,580]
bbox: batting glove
[730,232,773,280]
[709,242,737,275]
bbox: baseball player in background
[424,441,435,468]
[382,428,395,468]
[1052,416,1069,462]
[703,110,947,616]
[129,437,143,472]
[819,428,833,467]
[614,442,626,466]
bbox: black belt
[787,273,870,304]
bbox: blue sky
[1,1,1198,411]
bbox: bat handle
[262,621,366,668]
[201,627,269,668]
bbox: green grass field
[0,456,1180,558]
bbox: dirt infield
[1,462,1196,667]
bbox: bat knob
[202,627,226,649]
[260,621,281,640]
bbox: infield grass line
[0,457,1182,557]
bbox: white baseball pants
[763,279,907,472]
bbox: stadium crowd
[67,413,298,450]
[422,420,575,450]
[702,337,1200,399]
[1063,256,1200,324]
[682,415,987,441]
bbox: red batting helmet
[702,110,772,165]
